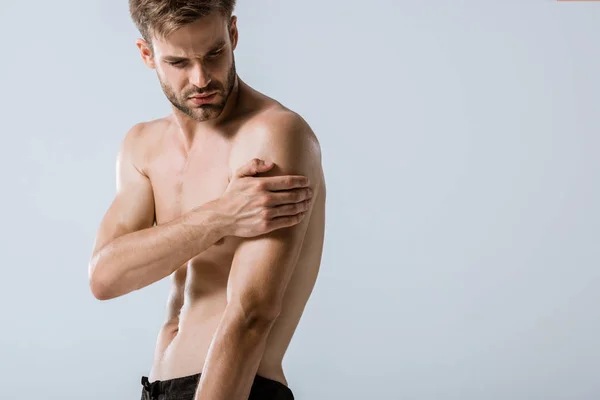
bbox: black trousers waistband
[140,372,294,400]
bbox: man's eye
[168,61,186,67]
[208,51,223,58]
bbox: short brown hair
[129,0,237,49]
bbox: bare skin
[88,11,325,396]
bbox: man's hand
[216,158,313,237]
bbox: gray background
[1,1,599,399]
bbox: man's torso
[134,82,326,387]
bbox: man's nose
[190,62,211,88]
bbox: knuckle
[260,208,271,220]
[259,195,270,206]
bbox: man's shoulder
[230,106,323,186]
[123,116,170,143]
[235,106,321,159]
[120,116,170,174]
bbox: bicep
[90,125,155,257]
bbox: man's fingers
[268,212,307,231]
[258,175,310,191]
[271,200,311,218]
[235,158,273,178]
[264,188,312,206]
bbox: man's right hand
[216,158,313,237]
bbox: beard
[158,56,237,122]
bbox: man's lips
[188,93,217,104]
[189,92,218,99]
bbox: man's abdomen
[148,289,288,386]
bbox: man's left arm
[194,113,322,400]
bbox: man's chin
[190,107,223,122]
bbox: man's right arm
[88,124,313,301]
[87,123,219,300]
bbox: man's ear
[135,38,156,69]
[229,15,239,51]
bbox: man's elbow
[89,269,112,301]
[232,296,282,330]
[248,305,282,327]
[88,252,118,301]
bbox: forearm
[194,306,276,400]
[89,199,230,300]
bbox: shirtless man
[87,1,325,399]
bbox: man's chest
[146,141,233,226]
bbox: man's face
[144,13,238,122]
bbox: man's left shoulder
[260,107,319,145]
[238,107,322,163]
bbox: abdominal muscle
[146,262,289,387]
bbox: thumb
[235,158,273,178]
